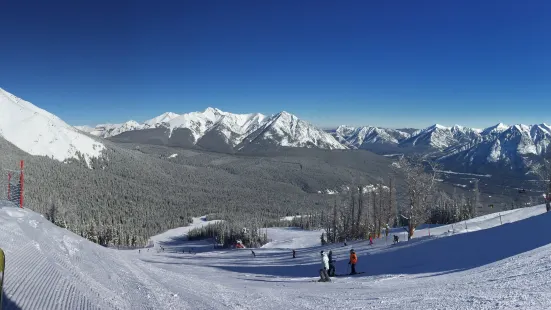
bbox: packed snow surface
[1,201,551,309]
[0,88,104,166]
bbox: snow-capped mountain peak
[481,123,509,136]
[143,112,179,128]
[0,87,104,166]
[432,124,450,130]
[237,111,346,150]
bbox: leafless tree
[392,156,440,240]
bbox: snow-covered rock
[0,87,104,166]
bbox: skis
[0,248,4,309]
[333,271,365,277]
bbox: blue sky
[1,0,549,129]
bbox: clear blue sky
[1,0,549,129]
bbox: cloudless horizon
[1,0,550,129]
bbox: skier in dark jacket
[327,250,336,276]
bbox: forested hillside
[0,136,399,247]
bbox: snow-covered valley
[1,201,551,309]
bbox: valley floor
[1,202,551,309]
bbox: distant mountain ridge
[79,106,550,172]
[331,123,551,174]
[79,108,345,152]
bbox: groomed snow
[0,88,105,166]
[1,201,551,309]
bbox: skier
[348,249,358,275]
[369,235,373,245]
[328,250,336,277]
[319,251,331,282]
[251,250,256,258]
[393,235,399,244]
[292,249,296,258]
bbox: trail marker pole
[7,173,10,201]
[19,160,24,208]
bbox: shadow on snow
[197,212,551,278]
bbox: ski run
[1,201,551,309]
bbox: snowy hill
[0,88,104,166]
[2,199,551,309]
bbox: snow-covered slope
[2,200,551,309]
[0,88,104,165]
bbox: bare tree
[392,156,440,240]
[472,179,480,217]
[530,156,551,212]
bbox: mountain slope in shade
[237,111,346,151]
[0,88,104,166]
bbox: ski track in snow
[1,201,551,309]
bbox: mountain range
[77,106,551,174]
[332,123,551,173]
[76,107,346,152]
[1,86,549,178]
